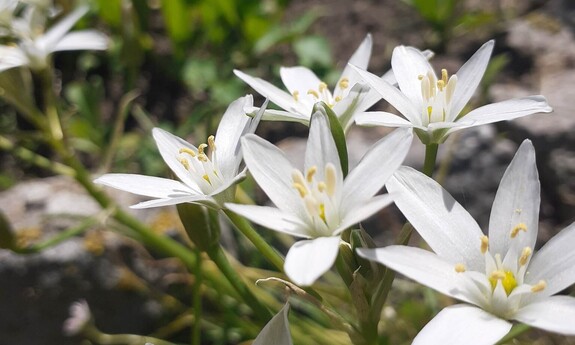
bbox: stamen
[437,80,445,91]
[307,89,319,99]
[519,247,532,266]
[319,82,328,92]
[293,183,307,198]
[292,90,299,101]
[306,166,317,183]
[325,164,337,197]
[339,78,349,89]
[515,208,522,214]
[208,135,216,150]
[481,235,489,254]
[317,182,327,193]
[197,154,208,162]
[417,74,424,80]
[304,196,318,216]
[178,157,190,170]
[511,223,528,238]
[334,96,342,102]
[441,69,448,84]
[291,169,306,186]
[198,143,208,155]
[531,280,546,293]
[179,147,196,157]
[454,263,466,273]
[490,270,506,281]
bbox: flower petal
[253,303,293,345]
[413,304,512,345]
[391,45,433,107]
[357,246,472,303]
[488,140,540,258]
[336,194,395,235]
[280,66,323,97]
[224,203,310,238]
[331,83,371,131]
[94,173,196,198]
[336,34,372,97]
[131,195,214,209]
[350,65,422,125]
[355,111,416,128]
[0,45,27,72]
[341,127,412,209]
[284,236,340,286]
[36,6,88,51]
[387,167,484,270]
[525,222,575,296]
[305,110,341,180]
[51,30,108,52]
[450,40,494,119]
[514,295,575,335]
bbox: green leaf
[293,35,332,68]
[160,0,192,43]
[312,102,348,176]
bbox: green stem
[496,324,531,344]
[422,143,439,177]
[223,209,285,272]
[39,66,63,141]
[192,248,202,345]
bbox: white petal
[387,167,484,270]
[224,203,310,238]
[51,30,108,52]
[131,195,213,209]
[305,110,341,179]
[342,127,412,209]
[152,128,202,192]
[450,40,494,119]
[391,45,433,107]
[514,296,575,335]
[526,222,575,296]
[355,111,416,128]
[240,134,305,216]
[284,236,340,286]
[94,173,196,198]
[0,45,28,71]
[336,34,372,96]
[488,140,539,258]
[413,304,512,345]
[349,65,422,125]
[248,107,311,125]
[234,69,308,115]
[36,6,88,51]
[253,303,292,345]
[357,246,472,303]
[280,66,323,97]
[331,83,371,131]
[337,194,395,235]
[457,96,552,126]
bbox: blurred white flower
[62,299,91,336]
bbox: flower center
[489,270,517,295]
[177,135,223,193]
[418,68,457,125]
[293,78,349,108]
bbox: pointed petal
[349,65,422,125]
[342,127,412,209]
[456,96,552,127]
[94,173,196,198]
[391,45,433,106]
[225,203,310,238]
[284,236,340,286]
[36,6,88,51]
[355,111,416,128]
[336,34,372,95]
[305,110,341,179]
[450,40,494,119]
[280,66,323,97]
[152,128,202,192]
[0,46,27,72]
[253,303,293,345]
[331,83,371,131]
[514,296,575,335]
[337,194,395,235]
[234,69,308,115]
[131,195,214,209]
[51,30,108,52]
[488,140,540,258]
[387,167,484,269]
[413,305,512,345]
[244,106,311,125]
[240,134,304,216]
[526,222,575,296]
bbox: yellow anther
[437,80,445,91]
[490,270,506,281]
[454,263,466,273]
[441,69,448,84]
[335,96,342,102]
[291,169,306,185]
[318,182,327,193]
[292,90,299,101]
[511,223,528,238]
[178,157,190,170]
[418,74,424,80]
[531,280,546,293]
[197,153,208,162]
[208,135,216,150]
[203,174,211,184]
[306,166,317,183]
[339,78,349,89]
[319,82,328,92]
[293,183,307,198]
[519,247,532,266]
[325,163,337,197]
[198,143,208,155]
[307,89,319,99]
[179,147,196,157]
[480,235,489,254]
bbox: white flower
[358,140,575,344]
[225,110,412,286]
[351,40,552,144]
[95,95,264,209]
[62,299,91,336]
[234,34,397,131]
[0,6,108,72]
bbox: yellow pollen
[203,174,211,184]
[178,157,190,170]
[339,78,349,89]
[198,143,208,155]
[519,247,532,266]
[306,166,317,183]
[531,280,546,293]
[208,135,216,150]
[511,223,528,238]
[292,90,299,101]
[335,96,342,102]
[441,69,448,84]
[480,235,489,254]
[307,89,319,99]
[319,82,328,92]
[489,270,518,295]
[437,80,445,91]
[318,181,327,192]
[179,147,196,157]
[325,164,337,197]
[197,153,208,162]
[454,263,466,273]
[293,183,307,198]
[418,74,424,80]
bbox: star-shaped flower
[351,40,552,144]
[95,95,264,209]
[226,110,413,286]
[358,140,575,344]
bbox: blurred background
[0,0,574,344]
